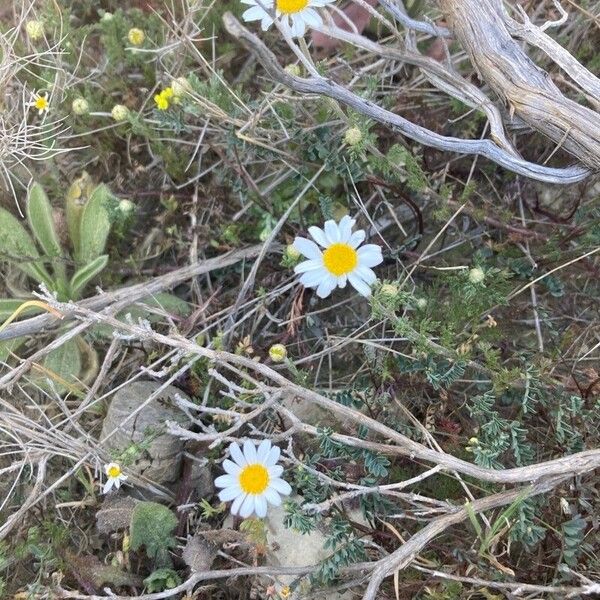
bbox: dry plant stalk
[437,0,600,170]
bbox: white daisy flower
[215,440,292,519]
[103,462,128,494]
[292,215,383,298]
[241,0,335,38]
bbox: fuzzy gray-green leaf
[27,183,62,258]
[0,207,52,286]
[78,184,113,264]
[42,338,82,391]
[70,255,108,299]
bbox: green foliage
[143,568,181,592]
[130,502,178,567]
[77,184,115,264]
[313,536,367,585]
[561,514,587,567]
[283,500,319,535]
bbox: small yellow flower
[25,20,45,41]
[71,98,89,115]
[279,586,292,599]
[30,92,49,115]
[111,104,129,122]
[128,28,145,46]
[344,126,363,146]
[269,344,287,363]
[154,92,169,111]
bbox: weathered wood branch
[437,0,600,170]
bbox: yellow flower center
[107,465,121,478]
[323,243,358,276]
[34,96,48,111]
[277,0,309,14]
[239,463,269,495]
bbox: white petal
[102,479,114,494]
[257,439,272,462]
[239,494,255,518]
[254,495,268,518]
[270,478,292,496]
[266,445,281,466]
[264,488,282,506]
[261,15,274,31]
[358,245,383,267]
[231,493,246,515]
[349,230,366,248]
[113,478,122,490]
[219,485,242,502]
[301,7,323,28]
[337,215,355,242]
[355,266,377,285]
[293,237,322,260]
[215,474,238,488]
[268,465,284,478]
[294,259,323,274]
[308,226,328,248]
[223,459,242,476]
[316,274,337,298]
[300,267,328,288]
[348,273,372,297]
[242,5,267,21]
[289,14,306,37]
[243,440,257,464]
[230,443,246,467]
[324,220,340,244]
[337,275,347,288]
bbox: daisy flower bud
[285,244,301,261]
[380,283,399,298]
[71,98,89,115]
[103,462,128,494]
[344,126,363,147]
[25,20,45,41]
[284,64,301,77]
[269,344,287,363]
[171,76,191,98]
[215,440,291,518]
[119,199,135,214]
[101,12,114,22]
[416,297,428,310]
[111,104,129,122]
[128,28,145,46]
[468,267,485,284]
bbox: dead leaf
[96,495,139,535]
[182,534,219,572]
[66,553,142,590]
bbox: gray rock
[100,380,191,485]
